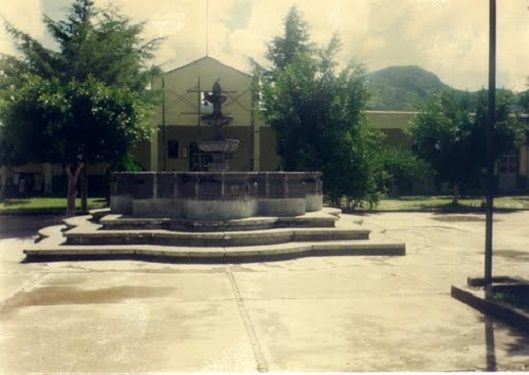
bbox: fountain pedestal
[198,139,240,172]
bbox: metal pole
[162,76,167,171]
[249,78,255,171]
[484,0,496,296]
[197,76,202,170]
[205,0,209,56]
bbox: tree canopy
[2,0,160,91]
[410,91,526,203]
[0,0,160,214]
[258,7,381,207]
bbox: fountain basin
[111,172,323,220]
[198,139,240,153]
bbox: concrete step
[88,208,110,221]
[27,207,405,263]
[98,207,342,232]
[24,239,405,263]
[64,226,371,247]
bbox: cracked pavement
[1,211,529,372]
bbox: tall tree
[410,91,526,204]
[265,6,312,69]
[0,76,152,216]
[0,0,160,215]
[259,8,380,207]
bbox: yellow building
[135,56,280,173]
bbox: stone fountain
[109,81,324,221]
[23,80,405,262]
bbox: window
[201,92,214,114]
[167,140,179,159]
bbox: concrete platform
[23,239,405,262]
[97,207,342,232]
[24,208,405,262]
[63,227,371,247]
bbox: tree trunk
[65,162,84,217]
[80,164,88,213]
[452,183,460,206]
[0,165,7,201]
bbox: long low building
[1,56,527,197]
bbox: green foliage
[265,6,313,69]
[259,7,380,207]
[0,0,161,157]
[0,0,158,167]
[375,146,433,196]
[475,90,527,161]
[0,75,152,166]
[0,0,159,214]
[2,0,161,94]
[518,87,529,112]
[411,92,477,190]
[0,197,107,213]
[410,91,527,197]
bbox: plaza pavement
[1,211,529,372]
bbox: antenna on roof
[205,0,209,56]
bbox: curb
[349,207,529,214]
[451,285,529,333]
[23,245,406,264]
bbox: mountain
[367,65,455,111]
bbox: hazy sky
[1,0,529,91]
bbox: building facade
[136,56,280,173]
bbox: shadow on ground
[0,214,62,239]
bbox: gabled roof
[163,56,252,78]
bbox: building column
[252,123,260,171]
[519,144,527,176]
[43,163,53,195]
[150,128,159,171]
[250,80,260,172]
[520,144,529,190]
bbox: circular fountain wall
[110,172,323,220]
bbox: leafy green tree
[0,0,160,215]
[411,92,477,204]
[258,8,380,207]
[0,76,151,216]
[410,91,526,204]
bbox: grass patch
[492,292,529,314]
[369,195,529,211]
[0,197,107,214]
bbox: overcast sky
[1,0,529,91]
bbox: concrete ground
[1,211,529,372]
